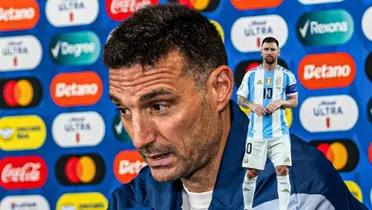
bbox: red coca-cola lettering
[106,0,159,21]
[0,156,47,189]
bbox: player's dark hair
[262,36,279,47]
[103,4,227,86]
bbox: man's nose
[131,114,155,149]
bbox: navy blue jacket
[108,103,367,210]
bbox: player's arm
[238,95,267,117]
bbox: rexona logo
[56,192,107,210]
[113,113,132,143]
[366,52,372,82]
[210,20,224,42]
[298,52,355,89]
[114,150,147,184]
[106,0,159,21]
[52,111,105,148]
[298,0,343,4]
[297,9,353,46]
[56,153,105,185]
[0,0,40,31]
[0,77,42,108]
[300,95,358,132]
[0,36,42,71]
[0,156,47,189]
[231,15,288,52]
[46,0,98,27]
[167,0,219,12]
[310,139,359,172]
[50,71,103,107]
[344,181,363,202]
[0,195,50,210]
[362,7,372,41]
[0,115,46,151]
[230,0,283,10]
[50,31,100,66]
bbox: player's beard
[265,56,276,65]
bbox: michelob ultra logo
[0,115,46,151]
[167,0,219,12]
[46,0,98,27]
[0,35,42,71]
[0,77,42,108]
[298,52,356,89]
[230,0,283,10]
[50,71,103,107]
[106,0,159,21]
[52,111,105,148]
[50,31,100,66]
[114,150,147,184]
[300,95,358,132]
[0,195,50,210]
[56,153,105,185]
[362,7,372,41]
[344,181,363,202]
[0,0,40,31]
[0,156,48,189]
[310,139,359,172]
[231,15,288,52]
[56,192,107,210]
[297,9,353,46]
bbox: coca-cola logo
[0,156,47,189]
[106,0,159,21]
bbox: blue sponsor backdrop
[0,0,371,209]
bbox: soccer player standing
[237,36,298,210]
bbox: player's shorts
[242,134,292,170]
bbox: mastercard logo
[310,140,359,172]
[55,153,105,185]
[344,181,363,202]
[230,0,283,10]
[0,77,42,108]
[0,0,40,31]
[168,0,219,12]
[114,150,147,184]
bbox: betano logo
[52,111,105,148]
[106,0,159,21]
[56,192,107,210]
[0,77,42,108]
[0,195,50,210]
[362,7,372,41]
[369,142,372,165]
[50,71,103,107]
[167,0,219,12]
[56,153,105,185]
[298,0,343,4]
[46,0,98,27]
[297,9,353,46]
[310,140,359,172]
[50,31,100,66]
[0,35,42,71]
[298,52,355,89]
[114,150,147,184]
[0,156,47,189]
[0,0,39,31]
[231,15,288,52]
[0,115,46,151]
[230,0,283,10]
[344,181,363,202]
[300,95,358,132]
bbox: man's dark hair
[103,4,227,85]
[262,36,279,47]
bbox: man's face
[109,52,222,182]
[261,42,280,65]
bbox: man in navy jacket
[104,4,367,210]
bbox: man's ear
[207,65,233,112]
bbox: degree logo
[0,0,40,31]
[310,139,359,172]
[368,97,372,123]
[167,0,219,12]
[106,0,159,21]
[0,156,48,189]
[0,115,46,151]
[56,192,107,210]
[231,15,288,52]
[50,71,103,107]
[114,150,147,184]
[0,35,42,71]
[0,195,50,210]
[113,113,132,143]
[344,181,363,202]
[46,0,99,27]
[298,52,356,89]
[56,153,105,185]
[230,0,283,10]
[366,52,372,82]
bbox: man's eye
[118,107,131,118]
[151,103,169,113]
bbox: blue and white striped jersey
[237,64,297,139]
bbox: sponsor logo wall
[0,0,371,209]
